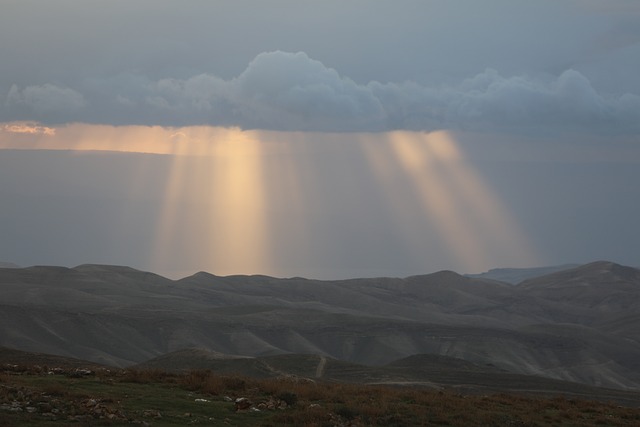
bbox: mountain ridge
[1,260,639,391]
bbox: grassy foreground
[2,365,640,426]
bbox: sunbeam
[389,131,490,270]
[361,130,538,273]
[423,132,538,267]
[149,128,272,277]
[0,122,539,277]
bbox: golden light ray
[388,131,492,271]
[361,130,538,273]
[150,128,272,277]
[1,121,539,277]
[424,132,538,266]
[149,131,198,274]
[205,131,271,275]
[358,133,436,268]
[248,131,312,272]
[1,122,274,277]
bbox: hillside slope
[1,261,639,390]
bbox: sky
[1,0,639,278]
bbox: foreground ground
[2,364,640,427]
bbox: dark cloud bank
[3,51,639,134]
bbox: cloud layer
[3,51,639,134]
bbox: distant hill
[0,346,109,370]
[2,261,640,391]
[0,261,19,268]
[465,264,579,284]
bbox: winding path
[315,355,327,378]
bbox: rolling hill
[1,261,640,392]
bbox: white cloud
[370,68,639,133]
[2,51,639,134]
[230,51,386,131]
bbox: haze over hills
[465,264,580,284]
[0,261,19,269]
[1,261,640,392]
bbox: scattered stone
[255,396,290,411]
[37,401,52,412]
[234,397,252,412]
[68,368,94,378]
[8,401,23,412]
[143,409,162,418]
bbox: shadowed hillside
[1,261,640,391]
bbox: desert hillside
[1,261,639,391]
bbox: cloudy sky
[1,0,639,278]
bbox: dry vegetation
[2,364,640,426]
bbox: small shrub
[121,368,172,384]
[277,391,298,406]
[180,369,212,390]
[335,405,358,421]
[222,375,247,391]
[198,374,225,395]
[42,383,69,397]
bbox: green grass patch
[2,368,640,426]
